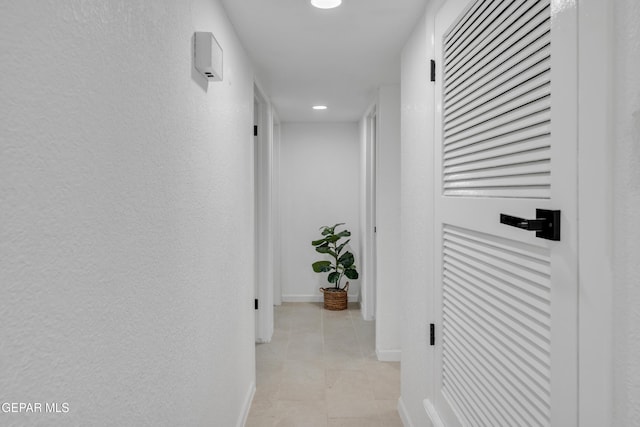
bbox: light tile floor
[247,302,403,427]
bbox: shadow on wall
[191,33,209,92]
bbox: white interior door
[432,0,578,426]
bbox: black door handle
[500,209,561,241]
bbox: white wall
[613,0,640,425]
[375,86,402,361]
[279,122,361,302]
[397,3,440,425]
[0,1,256,426]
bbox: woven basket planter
[319,282,349,311]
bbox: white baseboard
[376,348,401,362]
[236,381,256,427]
[398,396,414,427]
[282,294,323,302]
[281,293,359,303]
[423,398,444,427]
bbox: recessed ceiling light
[311,0,342,9]
[313,105,328,110]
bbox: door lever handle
[500,209,561,241]
[499,215,545,231]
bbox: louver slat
[443,344,513,426]
[444,94,550,145]
[443,286,551,398]
[444,313,551,425]
[445,156,550,181]
[442,0,552,198]
[444,108,550,153]
[444,77,550,136]
[445,36,551,116]
[444,124,550,173]
[445,1,514,71]
[442,225,552,426]
[444,318,548,425]
[444,0,489,51]
[445,1,550,90]
[444,61,550,128]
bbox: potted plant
[311,223,359,310]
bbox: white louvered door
[432,0,578,426]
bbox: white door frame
[576,0,613,425]
[361,104,378,321]
[272,119,282,307]
[254,82,274,343]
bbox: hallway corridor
[247,303,402,426]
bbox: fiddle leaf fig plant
[311,223,359,290]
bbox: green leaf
[336,239,351,255]
[344,268,359,280]
[338,251,354,268]
[315,246,337,258]
[321,223,345,236]
[326,235,340,243]
[311,237,327,246]
[312,261,332,273]
[328,271,340,283]
[335,230,351,239]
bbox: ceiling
[220,0,428,122]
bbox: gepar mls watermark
[1,402,69,414]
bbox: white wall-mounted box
[194,32,223,81]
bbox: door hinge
[374,226,377,233]
[254,125,258,136]
[430,323,435,346]
[430,59,436,82]
[255,299,259,310]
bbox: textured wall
[0,0,256,426]
[613,0,640,425]
[279,122,361,301]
